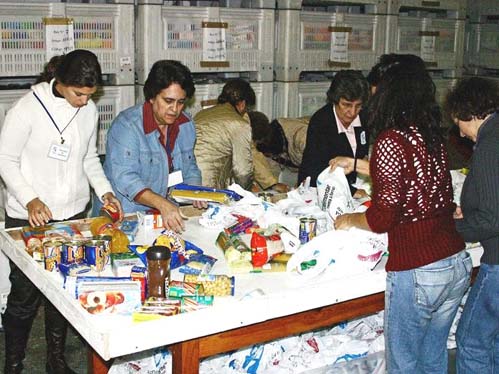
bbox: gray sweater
[456,112,499,265]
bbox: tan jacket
[254,117,310,189]
[194,103,253,189]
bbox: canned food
[61,241,85,264]
[84,240,108,272]
[299,217,317,244]
[92,235,111,265]
[43,241,62,272]
[100,203,120,222]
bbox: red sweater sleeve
[366,132,405,233]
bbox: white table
[0,217,483,373]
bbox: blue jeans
[456,263,499,374]
[384,250,472,374]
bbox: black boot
[3,313,33,374]
[44,303,76,374]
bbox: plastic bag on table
[316,166,354,230]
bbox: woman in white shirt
[0,49,122,374]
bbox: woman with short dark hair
[445,76,499,374]
[102,60,202,233]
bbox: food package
[183,274,235,297]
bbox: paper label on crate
[120,57,132,67]
[43,18,75,61]
[420,35,436,63]
[329,28,350,64]
[202,22,227,63]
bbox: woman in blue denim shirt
[446,77,499,374]
[102,60,203,232]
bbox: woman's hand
[192,200,208,209]
[334,212,370,231]
[102,192,124,222]
[272,183,290,193]
[329,157,354,174]
[26,198,53,227]
[454,206,463,219]
[159,199,185,233]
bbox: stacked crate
[135,1,275,118]
[386,0,466,76]
[465,0,499,75]
[273,0,388,118]
[0,1,135,155]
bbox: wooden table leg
[170,339,200,374]
[87,346,112,374]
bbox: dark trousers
[2,212,85,373]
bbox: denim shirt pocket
[138,150,163,186]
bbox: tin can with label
[43,241,62,272]
[84,240,107,272]
[100,203,120,222]
[92,235,111,265]
[299,217,317,244]
[61,241,85,264]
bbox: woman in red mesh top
[332,59,472,373]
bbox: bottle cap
[146,245,171,261]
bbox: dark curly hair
[367,54,426,88]
[444,77,499,121]
[326,70,369,105]
[144,60,195,101]
[218,78,256,107]
[368,62,443,153]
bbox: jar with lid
[146,246,171,298]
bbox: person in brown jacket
[249,111,309,190]
[194,79,255,190]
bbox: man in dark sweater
[445,77,499,374]
[298,70,369,197]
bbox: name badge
[360,131,367,145]
[167,170,183,187]
[48,143,71,161]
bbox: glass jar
[146,245,171,298]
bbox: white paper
[45,19,75,61]
[421,35,436,63]
[202,26,227,62]
[330,31,349,63]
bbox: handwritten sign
[329,26,352,67]
[201,21,229,68]
[43,18,75,61]
[420,30,439,64]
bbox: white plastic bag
[316,167,354,229]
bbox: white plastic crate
[273,81,329,118]
[136,81,273,119]
[390,0,466,18]
[0,3,134,84]
[467,0,499,22]
[465,22,499,71]
[386,15,465,71]
[65,3,134,85]
[0,85,135,155]
[274,9,387,82]
[433,76,456,109]
[136,5,274,84]
[93,85,135,154]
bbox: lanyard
[33,92,80,144]
[165,126,174,171]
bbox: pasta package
[170,189,230,204]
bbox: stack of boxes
[465,0,499,82]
